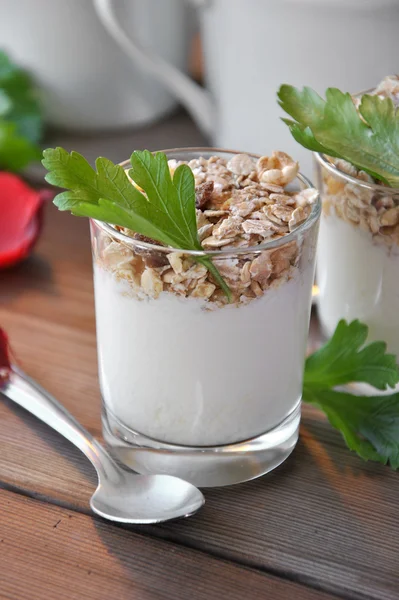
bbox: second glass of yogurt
[92,148,320,487]
[316,77,399,359]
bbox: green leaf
[278,84,399,186]
[0,89,12,117]
[0,50,43,144]
[0,121,41,171]
[44,148,182,247]
[304,320,399,391]
[0,50,43,170]
[303,319,399,469]
[279,85,326,127]
[173,164,200,249]
[303,387,399,469]
[128,150,201,250]
[281,119,340,157]
[42,147,232,299]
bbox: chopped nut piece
[168,252,184,274]
[103,242,134,269]
[242,219,274,237]
[196,209,210,228]
[213,216,243,239]
[198,223,214,241]
[227,153,256,176]
[210,176,230,192]
[258,151,299,186]
[213,258,240,282]
[293,188,318,207]
[343,203,361,224]
[131,233,169,268]
[181,263,208,281]
[230,199,264,217]
[280,241,298,262]
[261,168,284,186]
[195,181,214,209]
[250,253,272,287]
[326,177,345,195]
[270,249,290,276]
[256,156,271,173]
[191,281,216,299]
[162,269,175,283]
[240,261,252,285]
[250,280,263,296]
[269,193,296,206]
[375,196,395,210]
[259,182,285,194]
[263,206,284,226]
[271,204,294,223]
[289,206,310,231]
[368,215,380,234]
[380,207,399,226]
[203,209,229,218]
[141,268,163,298]
[333,158,358,178]
[202,236,234,248]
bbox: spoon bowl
[91,474,204,524]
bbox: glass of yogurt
[315,153,399,355]
[91,148,320,487]
[316,77,399,358]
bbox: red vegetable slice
[0,172,50,268]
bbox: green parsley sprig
[0,50,42,171]
[277,84,399,187]
[303,320,399,468]
[42,148,232,300]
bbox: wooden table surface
[1,113,398,600]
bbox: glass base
[102,402,301,487]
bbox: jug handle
[92,0,214,137]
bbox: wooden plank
[1,391,397,600]
[0,489,337,600]
[1,204,398,600]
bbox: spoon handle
[1,366,123,483]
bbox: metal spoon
[0,365,204,523]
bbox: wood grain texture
[0,489,339,600]
[1,175,398,599]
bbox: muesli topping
[94,152,316,306]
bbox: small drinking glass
[315,152,399,357]
[91,148,320,487]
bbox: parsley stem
[196,256,232,303]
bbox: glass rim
[314,152,398,194]
[314,84,399,194]
[93,146,321,258]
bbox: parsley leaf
[42,147,232,300]
[0,50,42,170]
[304,319,399,391]
[303,319,399,469]
[303,388,399,469]
[278,84,399,187]
[129,150,201,250]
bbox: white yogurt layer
[94,263,314,446]
[317,214,399,355]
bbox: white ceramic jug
[99,0,399,174]
[0,0,193,130]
